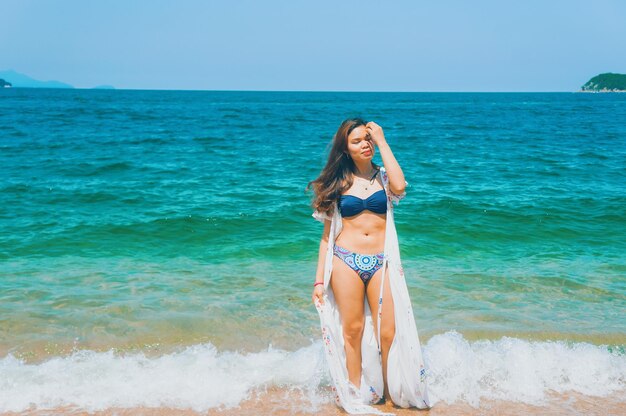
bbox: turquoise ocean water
[1,89,625,412]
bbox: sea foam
[0,331,624,413]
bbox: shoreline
[2,389,625,416]
[3,329,625,364]
[1,331,624,415]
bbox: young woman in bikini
[307,117,408,404]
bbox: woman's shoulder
[378,166,388,183]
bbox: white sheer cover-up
[312,167,431,415]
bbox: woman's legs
[330,254,365,388]
[366,266,395,401]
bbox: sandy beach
[3,388,625,416]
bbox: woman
[307,118,430,414]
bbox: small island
[0,78,12,88]
[580,73,626,92]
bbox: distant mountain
[0,78,12,88]
[580,73,626,92]
[0,69,74,88]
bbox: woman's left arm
[366,122,406,195]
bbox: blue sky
[1,0,625,91]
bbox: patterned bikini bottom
[333,244,385,287]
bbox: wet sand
[3,388,625,416]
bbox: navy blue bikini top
[339,189,387,217]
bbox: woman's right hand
[312,284,324,306]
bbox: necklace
[354,168,379,191]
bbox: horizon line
[4,86,583,93]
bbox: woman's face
[346,126,374,163]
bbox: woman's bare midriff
[334,211,386,254]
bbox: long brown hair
[306,117,380,215]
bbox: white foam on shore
[1,331,624,413]
[424,331,626,406]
